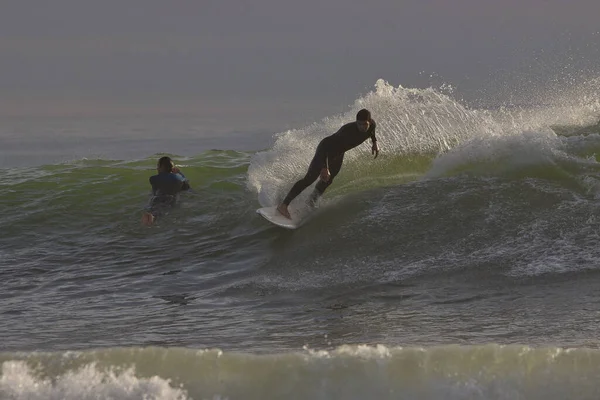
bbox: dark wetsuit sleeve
[319,137,334,169]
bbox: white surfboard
[256,206,301,229]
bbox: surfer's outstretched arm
[371,132,379,158]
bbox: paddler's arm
[149,175,160,195]
[172,167,191,191]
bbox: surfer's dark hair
[356,109,371,121]
[157,156,174,172]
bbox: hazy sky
[2,0,599,123]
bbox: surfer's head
[157,156,174,173]
[356,108,371,132]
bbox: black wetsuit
[283,120,377,205]
[146,171,190,217]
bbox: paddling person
[277,108,379,219]
[141,156,191,226]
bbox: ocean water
[2,79,600,399]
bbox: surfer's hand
[320,167,331,182]
[372,142,379,159]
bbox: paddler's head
[157,156,174,173]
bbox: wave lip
[247,79,490,207]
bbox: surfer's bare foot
[141,212,155,226]
[277,204,291,219]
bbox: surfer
[277,108,379,219]
[141,156,191,226]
